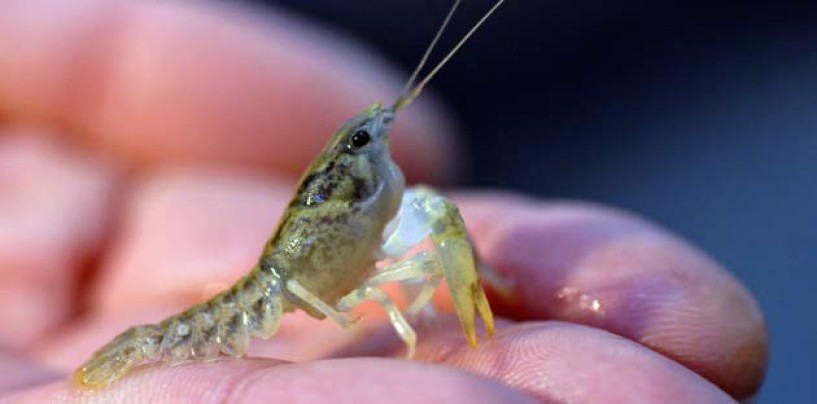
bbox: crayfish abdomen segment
[74,270,285,389]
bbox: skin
[0,0,767,402]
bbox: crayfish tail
[74,324,162,390]
[156,271,285,366]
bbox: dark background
[263,0,816,401]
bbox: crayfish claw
[425,192,495,348]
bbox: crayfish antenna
[393,0,507,112]
[400,0,462,97]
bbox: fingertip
[454,192,768,399]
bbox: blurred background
[265,0,815,402]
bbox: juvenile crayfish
[76,0,505,389]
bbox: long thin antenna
[401,0,462,96]
[393,0,506,111]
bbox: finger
[0,134,119,349]
[453,193,767,400]
[409,319,733,404]
[0,0,459,183]
[6,358,534,404]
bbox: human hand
[0,0,767,402]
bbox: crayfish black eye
[350,130,371,148]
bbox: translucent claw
[383,186,495,348]
[427,196,495,348]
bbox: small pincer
[423,190,495,348]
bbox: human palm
[0,1,766,402]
